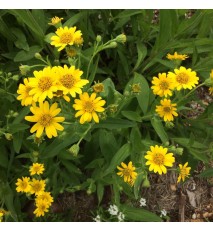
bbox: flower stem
[76,123,94,146]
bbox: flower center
[176,72,189,84]
[26,86,32,94]
[159,81,169,90]
[123,169,131,177]
[21,181,28,189]
[153,153,165,165]
[60,74,76,89]
[38,77,53,92]
[39,204,46,211]
[39,114,53,127]
[33,166,40,172]
[180,168,187,177]
[33,183,42,192]
[163,106,172,113]
[84,101,94,113]
[60,32,73,44]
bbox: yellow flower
[151,73,175,97]
[28,67,58,103]
[168,66,199,90]
[35,192,54,207]
[17,78,34,106]
[50,26,83,51]
[53,90,71,102]
[209,69,213,95]
[54,65,89,97]
[34,199,50,217]
[0,212,3,222]
[177,162,191,183]
[66,47,77,57]
[166,52,189,61]
[156,98,178,122]
[73,92,106,124]
[25,101,65,138]
[145,145,175,175]
[48,16,63,25]
[30,179,46,195]
[16,177,31,193]
[29,163,45,176]
[117,161,137,186]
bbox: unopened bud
[204,77,213,87]
[96,35,102,42]
[19,65,31,76]
[69,144,80,156]
[108,104,118,114]
[165,121,174,129]
[32,151,39,157]
[34,53,42,60]
[176,147,184,156]
[115,34,127,44]
[92,83,104,93]
[5,133,13,141]
[142,178,150,188]
[108,41,117,48]
[12,75,19,81]
[131,83,141,93]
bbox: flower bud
[19,65,31,76]
[69,144,80,156]
[131,83,141,93]
[5,133,13,141]
[34,53,42,60]
[115,34,127,44]
[165,121,174,129]
[12,75,19,81]
[204,77,213,87]
[96,35,102,42]
[92,83,104,93]
[142,178,150,187]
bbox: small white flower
[108,204,119,216]
[139,198,147,207]
[117,212,125,222]
[93,215,101,222]
[160,209,167,217]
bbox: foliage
[0,9,213,222]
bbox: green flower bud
[96,35,102,42]
[176,147,184,155]
[69,144,80,156]
[7,72,12,77]
[115,34,127,44]
[165,121,175,129]
[5,133,13,141]
[12,75,19,81]
[19,65,31,76]
[32,151,39,157]
[142,178,150,188]
[109,41,117,48]
[204,77,213,87]
[34,53,42,60]
[131,83,141,93]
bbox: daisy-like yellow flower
[25,101,65,138]
[16,177,31,193]
[17,78,34,106]
[48,16,63,25]
[50,26,83,51]
[168,66,199,90]
[177,162,191,183]
[145,145,175,175]
[73,92,106,124]
[29,163,45,176]
[166,52,189,61]
[28,67,58,103]
[30,179,46,195]
[35,192,54,207]
[54,65,89,97]
[156,98,178,121]
[117,161,137,186]
[0,212,3,222]
[34,199,50,217]
[151,73,175,97]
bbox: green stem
[177,82,205,104]
[76,123,94,146]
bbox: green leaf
[94,118,136,129]
[0,144,8,168]
[13,107,30,124]
[14,45,42,62]
[97,182,104,204]
[121,205,162,222]
[8,123,29,134]
[104,143,131,175]
[114,10,144,19]
[61,160,82,174]
[13,131,24,153]
[151,117,168,144]
[44,33,55,43]
[63,12,83,27]
[121,111,142,122]
[132,42,147,71]
[133,173,144,199]
[134,72,150,114]
[198,168,213,178]
[172,138,207,149]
